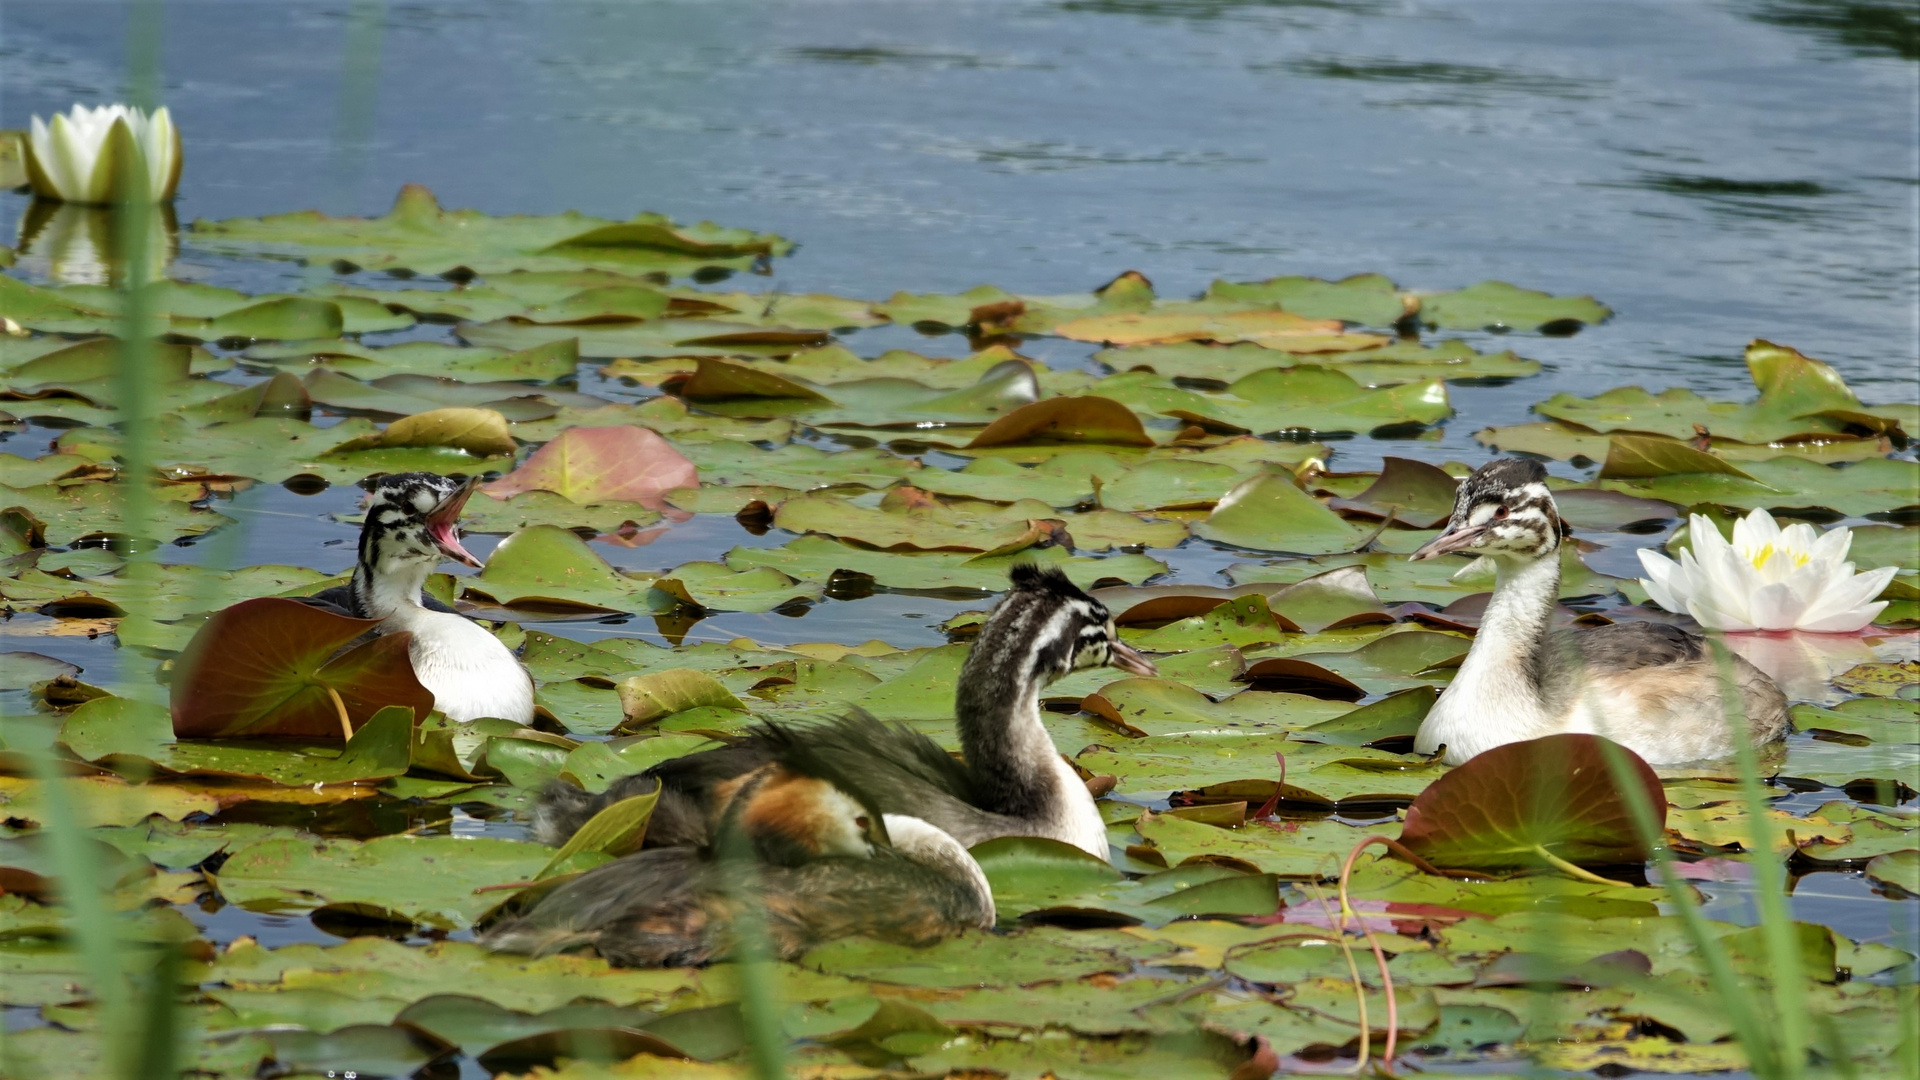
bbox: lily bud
[25,103,182,205]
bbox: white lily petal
[1637,549,1686,612]
[1796,565,1900,631]
[1746,582,1806,631]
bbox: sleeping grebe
[484,773,994,967]
[1410,458,1789,765]
[534,564,1155,860]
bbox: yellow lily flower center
[1748,543,1809,570]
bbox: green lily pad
[246,338,580,383]
[1202,272,1408,326]
[1192,472,1378,555]
[802,927,1159,989]
[59,697,412,785]
[1078,732,1441,803]
[1101,338,1539,388]
[467,525,659,613]
[1093,366,1450,436]
[214,834,552,927]
[0,560,331,622]
[1538,340,1910,444]
[190,183,791,276]
[1398,734,1666,870]
[1081,679,1347,736]
[455,490,662,535]
[1475,421,1893,465]
[460,317,829,360]
[1865,850,1919,893]
[1326,457,1459,528]
[726,534,1167,592]
[1417,280,1611,332]
[211,936,697,1012]
[301,369,567,420]
[1598,455,1919,518]
[676,440,925,490]
[649,562,823,614]
[512,397,794,447]
[962,395,1155,449]
[1135,810,1374,878]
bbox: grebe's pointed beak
[1409,523,1484,562]
[425,477,483,568]
[1108,638,1158,677]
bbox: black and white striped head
[963,564,1157,688]
[358,472,482,571]
[1410,458,1563,563]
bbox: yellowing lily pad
[190,184,792,277]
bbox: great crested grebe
[534,563,1156,860]
[1410,458,1789,765]
[307,472,534,724]
[484,769,994,967]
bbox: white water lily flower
[1638,508,1897,632]
[25,104,181,204]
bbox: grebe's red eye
[854,816,870,831]
[1495,506,1509,519]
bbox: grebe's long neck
[351,554,433,625]
[954,611,1067,818]
[1458,551,1562,706]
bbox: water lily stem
[1334,835,1404,1076]
[327,686,352,742]
[1531,845,1625,887]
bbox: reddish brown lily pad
[482,425,698,508]
[1397,733,1665,870]
[170,597,434,739]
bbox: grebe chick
[534,564,1156,860]
[484,785,994,967]
[1410,458,1789,766]
[307,472,533,724]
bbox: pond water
[0,1,1916,1076]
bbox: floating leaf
[327,406,516,457]
[1055,307,1380,351]
[537,789,660,879]
[964,396,1154,449]
[467,525,658,613]
[1397,733,1665,870]
[213,834,550,928]
[482,425,697,508]
[169,597,434,739]
[61,697,412,785]
[651,562,823,614]
[1327,457,1459,528]
[1550,341,1910,444]
[1095,366,1451,436]
[727,534,1167,592]
[618,669,747,727]
[1417,280,1611,332]
[190,184,791,276]
[1192,473,1377,555]
[1202,273,1408,326]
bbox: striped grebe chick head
[970,564,1157,688]
[1411,458,1565,564]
